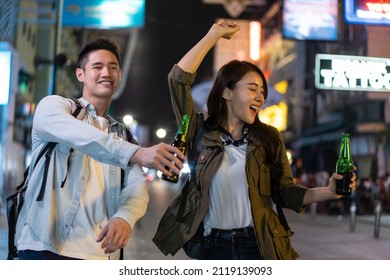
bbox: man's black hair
[77,38,121,68]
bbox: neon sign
[62,0,145,28]
[345,0,390,25]
[0,50,11,105]
[315,54,390,91]
[283,0,339,41]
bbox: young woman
[153,20,356,260]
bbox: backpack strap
[119,123,139,190]
[113,121,138,260]
[59,98,84,188]
[275,197,290,231]
[6,201,17,259]
[6,140,57,260]
[36,97,84,201]
[69,97,84,119]
[6,109,78,259]
[35,142,58,201]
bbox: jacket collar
[218,125,250,147]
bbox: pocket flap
[270,223,293,237]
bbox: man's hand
[130,143,185,176]
[96,217,132,254]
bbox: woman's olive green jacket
[153,65,308,259]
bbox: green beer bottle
[336,133,353,195]
[161,114,191,183]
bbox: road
[124,180,390,260]
[1,179,390,260]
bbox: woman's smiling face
[223,71,266,125]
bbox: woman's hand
[211,19,240,40]
[303,166,357,205]
[329,166,357,194]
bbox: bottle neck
[339,138,351,159]
[177,118,190,138]
[174,133,187,142]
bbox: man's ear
[222,87,232,100]
[76,68,84,82]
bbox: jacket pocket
[266,213,299,260]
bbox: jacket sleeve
[276,130,308,212]
[168,64,206,151]
[32,95,139,170]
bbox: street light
[123,114,134,126]
[156,128,167,139]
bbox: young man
[15,39,184,260]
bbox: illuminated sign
[315,54,390,92]
[345,0,390,25]
[62,0,145,28]
[259,101,287,132]
[0,50,11,105]
[249,21,261,61]
[282,0,339,41]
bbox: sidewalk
[285,210,390,259]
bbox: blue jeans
[18,250,82,260]
[199,227,262,260]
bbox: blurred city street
[2,0,390,267]
[2,179,389,260]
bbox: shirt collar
[79,97,121,131]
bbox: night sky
[112,0,274,144]
[113,0,230,144]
